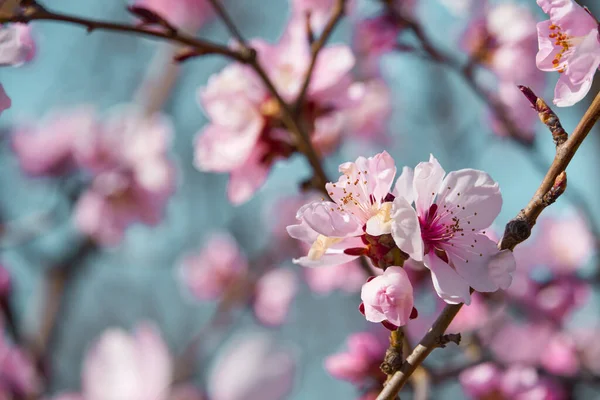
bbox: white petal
[393,166,415,204]
[488,249,516,290]
[365,202,393,236]
[413,155,445,215]
[390,196,423,261]
[446,234,501,292]
[424,252,471,305]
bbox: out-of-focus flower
[534,279,589,322]
[345,79,392,143]
[360,267,414,328]
[462,2,544,141]
[0,85,9,116]
[81,323,174,400]
[325,332,386,386]
[12,107,98,177]
[536,0,600,106]
[534,213,595,274]
[208,333,296,400]
[131,0,213,30]
[390,155,515,304]
[489,322,553,366]
[447,292,490,333]
[539,333,580,377]
[459,362,502,399]
[0,23,35,66]
[353,16,400,77]
[179,232,248,301]
[290,0,355,32]
[287,151,397,268]
[195,19,357,204]
[0,334,40,397]
[73,107,175,245]
[304,261,367,294]
[253,268,297,327]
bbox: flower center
[548,24,583,73]
[419,203,463,254]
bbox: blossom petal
[565,30,600,85]
[393,166,415,204]
[390,196,423,261]
[436,169,502,230]
[424,252,471,305]
[488,249,517,290]
[297,201,362,238]
[311,45,355,96]
[413,154,445,215]
[446,234,504,292]
[553,73,594,107]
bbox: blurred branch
[294,0,347,109]
[376,91,600,400]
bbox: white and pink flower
[390,155,515,304]
[536,0,600,106]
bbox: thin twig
[376,91,600,399]
[294,0,347,109]
[206,0,247,47]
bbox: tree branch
[376,91,600,399]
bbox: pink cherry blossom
[81,323,173,400]
[501,366,565,400]
[0,23,35,66]
[539,333,580,376]
[195,20,357,204]
[536,0,600,106]
[303,261,367,294]
[73,107,175,245]
[345,79,392,143]
[287,151,397,268]
[390,155,516,304]
[0,335,40,397]
[459,362,502,399]
[179,232,248,301]
[324,331,386,385]
[209,333,296,400]
[131,0,213,30]
[12,107,98,177]
[489,322,553,366]
[0,85,9,116]
[253,268,297,327]
[361,266,414,327]
[447,292,490,333]
[353,16,401,77]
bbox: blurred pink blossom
[0,85,9,116]
[345,79,392,143]
[73,107,175,245]
[353,16,400,77]
[291,0,355,32]
[0,23,35,66]
[0,335,40,397]
[179,232,248,301]
[253,268,298,327]
[536,0,600,106]
[195,19,358,204]
[81,323,174,400]
[390,155,515,304]
[12,107,98,177]
[304,261,366,294]
[539,333,580,377]
[360,266,414,328]
[324,331,386,386]
[447,292,490,333]
[489,322,553,366]
[209,333,296,400]
[131,0,213,30]
[459,362,502,399]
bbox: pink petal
[413,154,445,215]
[437,169,502,231]
[564,30,600,85]
[296,201,362,238]
[310,45,355,97]
[253,268,298,327]
[390,196,423,261]
[424,252,471,305]
[226,145,270,205]
[553,72,594,107]
[393,166,415,204]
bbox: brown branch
[294,0,347,110]
[205,0,247,47]
[376,91,600,399]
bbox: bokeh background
[1,0,600,398]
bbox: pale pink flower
[501,366,565,400]
[304,261,367,294]
[535,213,595,273]
[12,107,98,177]
[447,292,490,333]
[462,2,544,141]
[82,323,173,400]
[209,333,296,400]
[131,0,213,30]
[390,155,515,304]
[539,333,580,376]
[195,19,358,204]
[0,85,9,116]
[345,79,392,143]
[324,332,386,385]
[360,267,414,327]
[459,362,502,399]
[73,107,175,245]
[253,268,297,327]
[287,151,397,268]
[0,23,35,66]
[536,0,600,106]
[489,322,553,366]
[179,233,248,301]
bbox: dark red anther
[361,234,369,245]
[366,276,376,283]
[410,307,418,319]
[428,203,438,219]
[344,247,368,256]
[384,193,396,202]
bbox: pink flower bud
[360,266,414,327]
